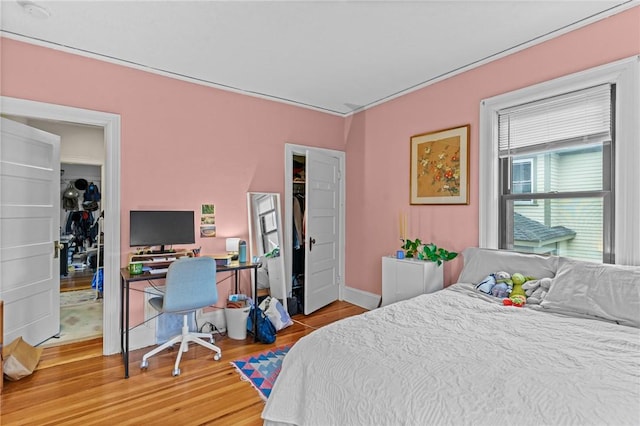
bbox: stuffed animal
[491,282,510,298]
[485,272,536,307]
[476,271,536,302]
[476,271,523,299]
[494,271,511,282]
[522,277,552,304]
[493,271,514,297]
[503,295,526,307]
[476,274,496,294]
[509,273,528,299]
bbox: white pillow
[541,258,640,327]
[457,247,558,284]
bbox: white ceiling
[1,1,636,115]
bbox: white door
[304,149,340,314]
[0,118,61,346]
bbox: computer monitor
[129,210,195,253]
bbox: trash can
[224,306,251,340]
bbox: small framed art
[410,124,470,205]
[200,203,216,237]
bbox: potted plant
[400,238,458,266]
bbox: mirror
[246,192,287,307]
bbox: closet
[291,154,306,313]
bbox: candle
[404,213,407,241]
[399,211,407,242]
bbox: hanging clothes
[65,210,95,246]
[292,193,305,276]
[293,195,304,250]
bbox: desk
[119,261,261,378]
[216,261,261,294]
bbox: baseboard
[342,285,380,310]
[129,322,156,351]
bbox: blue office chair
[140,256,222,376]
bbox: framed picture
[410,124,470,205]
[200,203,216,237]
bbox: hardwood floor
[60,269,95,292]
[1,301,368,425]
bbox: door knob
[309,237,316,251]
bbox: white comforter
[262,285,640,426]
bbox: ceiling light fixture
[17,0,51,19]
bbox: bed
[262,248,640,426]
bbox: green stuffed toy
[510,273,528,299]
[498,272,536,307]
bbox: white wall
[23,119,104,165]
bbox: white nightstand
[381,256,443,306]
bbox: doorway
[57,161,104,347]
[2,117,105,347]
[284,143,346,315]
[1,96,121,355]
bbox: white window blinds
[498,84,612,157]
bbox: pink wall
[344,6,640,293]
[1,6,639,302]
[0,37,344,301]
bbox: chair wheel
[172,368,181,376]
[214,353,221,361]
[140,360,149,369]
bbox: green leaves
[401,238,422,258]
[400,239,458,265]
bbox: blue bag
[91,268,103,293]
[84,182,101,202]
[247,304,276,344]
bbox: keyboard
[148,267,169,274]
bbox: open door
[304,149,340,314]
[0,117,61,345]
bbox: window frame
[479,56,640,265]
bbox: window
[511,158,536,206]
[256,195,280,255]
[479,56,640,266]
[511,159,533,195]
[498,84,613,262]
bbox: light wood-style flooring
[60,269,94,292]
[1,301,368,425]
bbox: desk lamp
[226,238,240,261]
